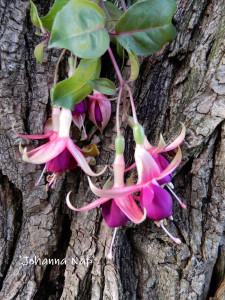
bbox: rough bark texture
[0,0,225,299]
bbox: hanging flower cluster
[15,0,185,259]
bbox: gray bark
[0,0,224,299]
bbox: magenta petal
[95,102,103,122]
[72,99,87,115]
[153,154,172,185]
[140,184,172,221]
[102,199,129,227]
[46,148,77,174]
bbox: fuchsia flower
[88,90,111,131]
[67,136,146,227]
[72,99,88,139]
[86,125,184,244]
[19,107,106,188]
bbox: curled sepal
[88,177,141,198]
[162,124,186,152]
[155,147,182,181]
[66,191,110,211]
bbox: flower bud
[88,91,111,131]
[72,99,87,130]
[133,124,144,145]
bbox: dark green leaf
[52,58,100,110]
[102,1,123,31]
[34,42,44,64]
[30,1,45,32]
[115,0,177,55]
[49,0,110,58]
[89,78,116,95]
[40,0,71,31]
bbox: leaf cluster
[30,0,176,109]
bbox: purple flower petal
[95,102,103,122]
[102,199,129,227]
[72,99,87,115]
[153,154,172,185]
[140,184,172,221]
[46,148,77,174]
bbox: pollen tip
[107,253,113,260]
[174,238,182,244]
[181,203,187,209]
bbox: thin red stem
[116,88,123,136]
[125,84,138,124]
[108,47,124,86]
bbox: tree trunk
[0,0,224,299]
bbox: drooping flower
[72,99,88,138]
[20,107,107,181]
[67,136,146,227]
[144,124,185,185]
[88,90,111,131]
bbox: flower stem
[54,49,66,86]
[108,47,124,86]
[116,88,123,136]
[125,84,138,124]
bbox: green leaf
[102,1,123,31]
[49,0,110,59]
[89,78,116,95]
[126,48,139,81]
[52,58,100,110]
[40,0,71,31]
[115,0,177,55]
[30,1,45,32]
[34,42,44,64]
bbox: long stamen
[166,185,187,209]
[108,227,118,260]
[35,165,47,186]
[46,173,58,191]
[160,221,181,244]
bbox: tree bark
[0,0,225,299]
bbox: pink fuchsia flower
[126,121,186,208]
[144,124,185,185]
[72,99,88,139]
[67,136,146,228]
[20,107,107,181]
[88,91,111,131]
